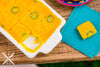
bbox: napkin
[61,5,100,58]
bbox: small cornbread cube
[9,22,30,43]
[77,21,97,39]
[21,11,41,31]
[5,1,27,20]
[28,1,50,20]
[0,10,18,30]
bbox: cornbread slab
[0,0,65,58]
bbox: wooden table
[0,0,100,65]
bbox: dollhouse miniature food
[77,21,97,39]
[9,22,30,43]
[21,1,61,43]
[0,9,18,30]
[0,0,62,53]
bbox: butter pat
[77,21,97,39]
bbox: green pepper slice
[21,33,27,38]
[1,24,5,28]
[30,12,39,20]
[46,15,54,23]
[33,0,38,3]
[11,7,19,14]
[86,30,94,37]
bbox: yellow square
[0,10,18,30]
[9,22,30,43]
[21,11,41,31]
[77,21,97,39]
[28,1,50,20]
[4,1,27,20]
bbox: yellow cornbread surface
[0,10,18,30]
[21,1,61,43]
[5,1,27,20]
[32,11,61,43]
[9,22,30,43]
[28,1,50,20]
[77,21,97,39]
[0,0,15,8]
[0,0,62,53]
[21,10,61,43]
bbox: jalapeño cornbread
[9,22,30,43]
[77,21,97,39]
[0,0,61,52]
[0,9,18,30]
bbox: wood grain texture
[0,0,100,65]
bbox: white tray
[0,0,66,58]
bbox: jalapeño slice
[1,24,5,28]
[46,15,54,23]
[11,7,19,14]
[86,30,94,37]
[21,33,27,38]
[33,0,38,3]
[31,12,39,20]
